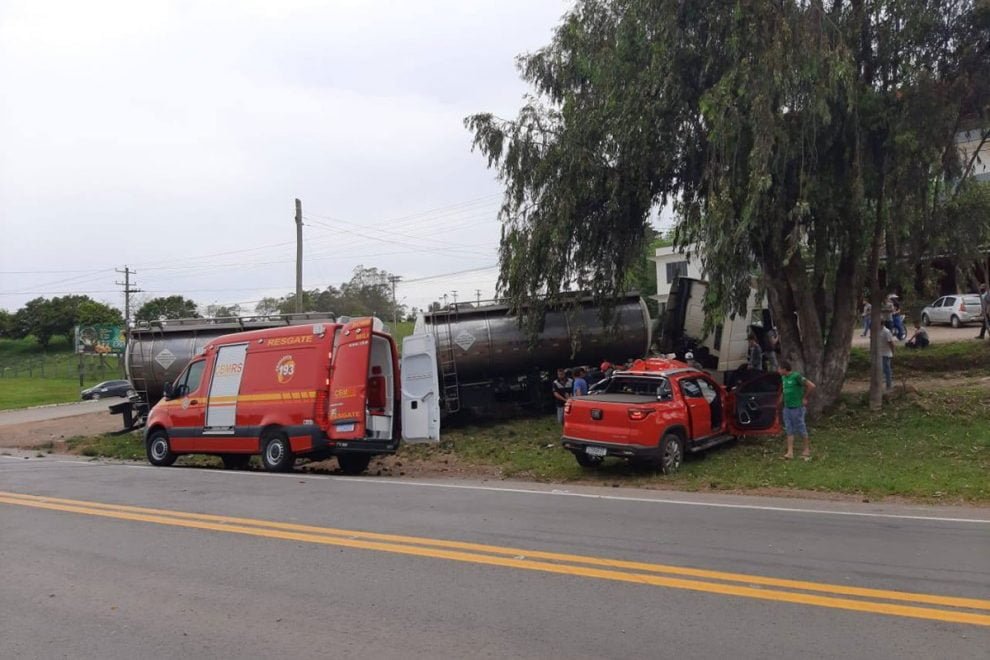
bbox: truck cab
[144,318,440,475]
[561,358,780,473]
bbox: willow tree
[467,0,989,412]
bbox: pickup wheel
[261,431,294,472]
[659,433,684,475]
[574,452,604,468]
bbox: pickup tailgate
[565,394,656,444]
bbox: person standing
[551,368,570,424]
[880,321,895,390]
[861,299,872,337]
[777,360,816,460]
[747,335,763,371]
[572,368,589,397]
[765,328,780,372]
[977,284,989,340]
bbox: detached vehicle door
[400,333,440,443]
[728,373,782,437]
[328,318,373,440]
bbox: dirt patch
[0,411,122,450]
[299,451,506,480]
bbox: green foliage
[135,295,201,322]
[0,309,14,338]
[11,296,122,347]
[466,0,990,408]
[847,339,990,379]
[204,304,242,318]
[0,376,106,410]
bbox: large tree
[135,296,201,322]
[12,296,122,347]
[266,266,405,320]
[467,0,989,413]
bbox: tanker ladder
[438,307,461,414]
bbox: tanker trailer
[412,294,651,416]
[110,313,337,430]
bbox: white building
[956,128,990,183]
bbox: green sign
[75,324,126,355]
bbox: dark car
[81,380,132,400]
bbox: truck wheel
[574,452,604,468]
[261,432,294,472]
[337,454,372,475]
[659,433,684,475]
[146,430,176,467]
[221,454,251,470]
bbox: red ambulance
[144,318,440,474]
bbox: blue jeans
[782,407,808,437]
[882,356,893,389]
[861,316,871,336]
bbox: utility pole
[115,265,142,325]
[387,275,402,327]
[295,198,303,313]
[452,290,458,306]
[476,289,481,306]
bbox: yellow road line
[1,493,987,627]
[2,490,987,613]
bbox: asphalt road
[1,456,987,659]
[0,399,109,425]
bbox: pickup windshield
[601,375,670,399]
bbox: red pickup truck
[562,358,780,473]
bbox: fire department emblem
[275,355,296,384]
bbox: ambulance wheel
[261,432,294,472]
[146,430,176,467]
[221,454,251,470]
[337,454,371,475]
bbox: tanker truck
[413,294,652,416]
[111,296,651,430]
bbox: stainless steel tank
[125,314,336,404]
[416,295,651,383]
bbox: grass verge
[63,386,989,503]
[0,377,106,410]
[847,340,990,379]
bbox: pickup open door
[400,333,440,443]
[728,373,782,436]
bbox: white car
[920,294,984,328]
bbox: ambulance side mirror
[163,382,175,400]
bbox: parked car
[920,294,983,328]
[81,380,133,400]
[562,358,780,473]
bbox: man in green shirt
[778,360,816,460]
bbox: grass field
[65,383,990,503]
[847,339,990,378]
[0,377,108,410]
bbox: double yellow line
[2,489,988,627]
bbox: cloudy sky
[0,0,575,318]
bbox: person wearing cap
[600,361,614,379]
[684,352,703,370]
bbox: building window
[666,261,688,283]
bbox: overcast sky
[0,0,580,318]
